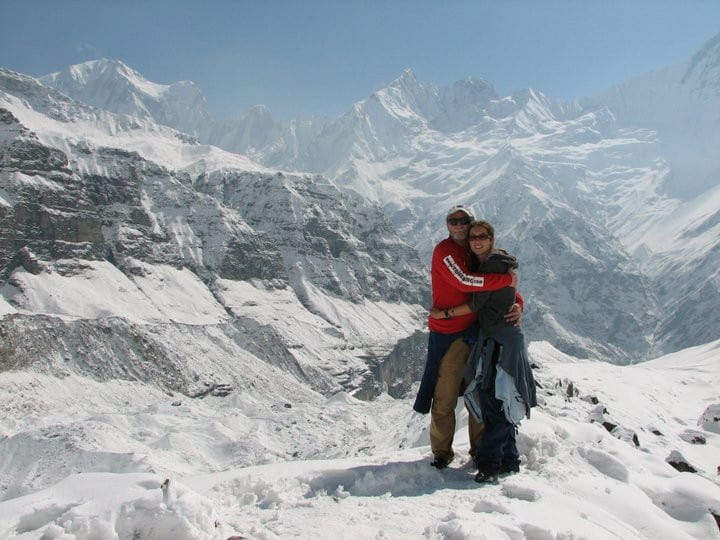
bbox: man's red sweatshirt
[428,237,521,333]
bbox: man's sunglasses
[447,217,471,225]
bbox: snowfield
[1,340,718,539]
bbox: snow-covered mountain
[587,33,720,201]
[32,59,668,361]
[40,59,214,141]
[264,39,719,359]
[0,67,427,400]
[207,104,285,160]
[20,39,720,361]
[583,34,720,354]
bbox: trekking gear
[430,454,455,469]
[474,469,499,483]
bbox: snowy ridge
[584,32,720,353]
[0,69,263,174]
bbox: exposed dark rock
[699,403,720,434]
[602,421,617,433]
[0,123,106,276]
[679,429,707,444]
[0,128,291,285]
[668,460,697,473]
[0,108,17,125]
[608,425,640,447]
[0,113,71,174]
[666,450,697,473]
[194,170,427,305]
[218,234,287,282]
[190,383,234,399]
[369,329,427,398]
[18,247,45,274]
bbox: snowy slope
[1,68,262,174]
[0,340,718,539]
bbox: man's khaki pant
[430,338,484,460]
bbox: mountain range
[23,32,720,362]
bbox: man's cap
[446,205,474,220]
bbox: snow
[0,474,219,540]
[2,261,228,324]
[1,338,719,539]
[0,296,16,316]
[633,183,720,259]
[63,59,169,99]
[214,278,419,351]
[0,90,264,175]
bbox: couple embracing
[413,205,537,483]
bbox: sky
[1,1,720,121]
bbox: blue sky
[2,1,719,121]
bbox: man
[413,205,522,469]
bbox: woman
[430,220,536,483]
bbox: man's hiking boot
[474,469,499,483]
[430,454,454,469]
[499,463,520,476]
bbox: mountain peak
[245,104,274,117]
[75,58,132,73]
[395,68,417,83]
[384,69,423,96]
[38,59,212,135]
[42,58,169,100]
[447,76,497,104]
[361,69,436,124]
[60,58,138,81]
[454,76,495,91]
